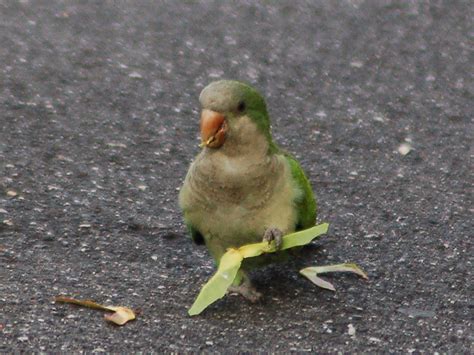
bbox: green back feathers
[286,155,317,230]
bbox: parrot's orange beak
[200,109,227,148]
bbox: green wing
[285,155,317,230]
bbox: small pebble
[348,324,356,336]
[129,71,143,79]
[398,143,412,156]
[17,335,29,342]
[7,190,18,197]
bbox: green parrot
[179,80,316,301]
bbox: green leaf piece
[238,223,329,258]
[189,223,330,315]
[300,262,368,291]
[238,242,267,258]
[299,270,336,291]
[301,263,368,279]
[188,249,244,316]
[280,223,329,251]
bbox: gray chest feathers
[189,149,283,210]
[180,149,300,246]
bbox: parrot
[179,80,316,301]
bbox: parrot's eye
[237,101,246,113]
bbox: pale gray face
[198,80,273,150]
[199,80,248,114]
[199,80,268,119]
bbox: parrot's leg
[263,227,284,250]
[228,270,262,303]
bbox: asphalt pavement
[1,1,472,352]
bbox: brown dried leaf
[104,306,136,325]
[55,296,111,311]
[55,296,136,326]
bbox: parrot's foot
[228,283,262,303]
[263,227,283,250]
[228,273,262,303]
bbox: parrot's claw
[228,284,262,303]
[263,227,284,250]
[228,272,262,302]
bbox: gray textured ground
[1,1,473,352]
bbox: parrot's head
[198,80,275,152]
